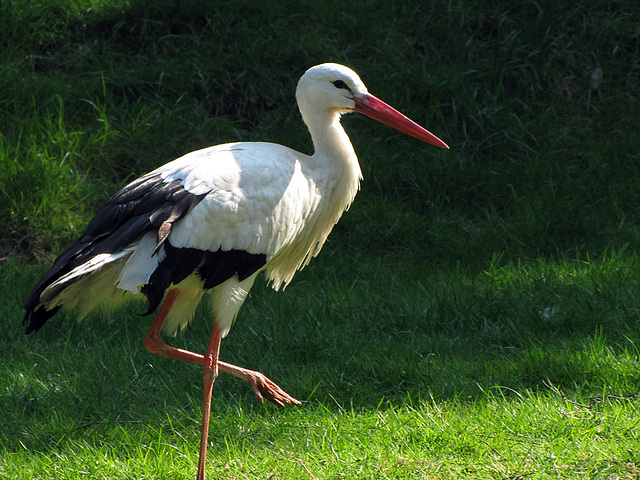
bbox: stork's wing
[114,142,317,313]
[22,142,317,332]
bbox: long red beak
[352,93,449,149]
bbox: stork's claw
[245,370,302,407]
[218,361,301,406]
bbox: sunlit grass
[2,248,639,478]
[5,392,639,479]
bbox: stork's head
[296,63,449,149]
[296,63,368,114]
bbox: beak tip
[426,136,449,150]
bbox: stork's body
[22,63,448,480]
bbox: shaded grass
[1,0,639,259]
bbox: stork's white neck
[304,108,363,184]
[263,105,363,291]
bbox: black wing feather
[140,243,267,315]
[23,173,208,333]
[24,170,270,335]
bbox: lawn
[1,1,640,479]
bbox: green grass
[2,0,640,478]
[2,252,640,478]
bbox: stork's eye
[332,80,351,91]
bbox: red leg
[196,322,222,480]
[144,289,301,407]
[144,289,203,366]
[144,289,218,479]
[143,289,301,480]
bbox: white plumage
[23,63,448,480]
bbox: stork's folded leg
[144,289,204,366]
[144,289,301,407]
[143,290,299,479]
[146,289,300,399]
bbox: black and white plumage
[22,63,448,480]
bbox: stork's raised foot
[218,361,301,406]
[246,369,302,407]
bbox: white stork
[23,63,448,480]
